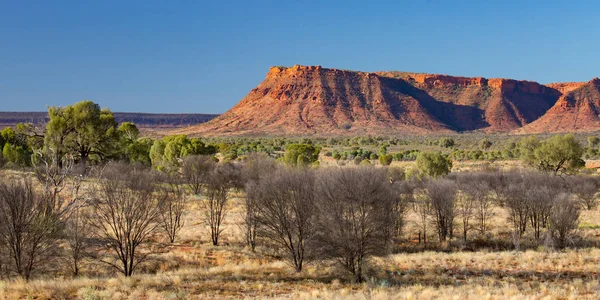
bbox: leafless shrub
[181,155,216,195]
[64,204,91,277]
[426,179,457,242]
[88,164,163,276]
[240,154,277,251]
[500,172,563,241]
[455,173,495,237]
[480,171,510,200]
[246,167,315,272]
[240,153,277,185]
[201,162,241,246]
[0,178,61,280]
[314,167,396,282]
[33,149,90,277]
[391,179,414,241]
[501,173,530,238]
[159,181,187,244]
[524,173,564,240]
[526,187,554,240]
[454,176,476,241]
[567,176,600,210]
[242,188,259,251]
[33,149,84,217]
[548,193,580,248]
[413,185,432,246]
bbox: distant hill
[173,65,597,136]
[0,112,219,129]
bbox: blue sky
[1,1,598,113]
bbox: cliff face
[376,72,562,131]
[517,78,600,133]
[175,65,599,136]
[180,65,452,136]
[545,82,586,94]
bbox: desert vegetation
[1,101,600,298]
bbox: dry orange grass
[3,248,600,299]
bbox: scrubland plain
[2,163,600,300]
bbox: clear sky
[1,1,598,113]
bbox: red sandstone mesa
[174,65,599,136]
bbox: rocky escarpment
[517,78,600,133]
[545,82,586,94]
[178,65,452,136]
[175,65,599,136]
[376,72,562,131]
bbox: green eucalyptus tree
[45,100,118,166]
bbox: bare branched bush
[240,153,277,185]
[246,168,315,272]
[455,178,476,241]
[64,204,91,277]
[501,173,530,238]
[201,162,241,246]
[524,173,563,240]
[314,167,397,282]
[33,149,84,217]
[480,171,510,200]
[568,176,600,210]
[426,179,457,242]
[158,181,187,243]
[391,179,414,241]
[181,155,216,195]
[34,149,90,277]
[0,178,61,280]
[526,187,554,240]
[500,172,564,242]
[455,173,495,237]
[89,164,164,276]
[549,193,580,248]
[240,154,277,251]
[413,186,432,246]
[243,188,259,251]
